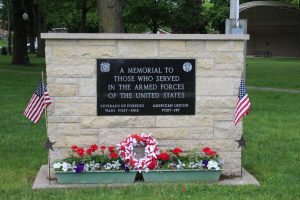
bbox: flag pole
[41,71,51,184]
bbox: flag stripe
[233,80,251,126]
[23,81,51,124]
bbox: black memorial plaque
[97,59,195,115]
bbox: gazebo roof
[240,1,300,33]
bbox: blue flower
[202,160,208,168]
[75,162,85,173]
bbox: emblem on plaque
[183,62,192,72]
[100,62,110,72]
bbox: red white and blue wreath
[118,133,160,172]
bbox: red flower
[172,147,183,155]
[208,151,217,156]
[90,144,98,151]
[76,148,85,156]
[132,134,142,142]
[109,152,118,159]
[108,146,115,152]
[86,148,93,155]
[71,145,78,150]
[202,147,211,154]
[158,152,170,161]
[100,145,106,150]
[129,159,136,167]
[202,147,217,156]
[148,159,157,170]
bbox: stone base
[32,165,259,189]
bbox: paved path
[248,86,300,94]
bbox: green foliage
[123,0,176,33]
[46,0,98,32]
[124,0,206,33]
[171,0,206,33]
[204,0,229,33]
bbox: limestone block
[222,158,241,176]
[54,135,99,147]
[159,139,239,152]
[46,40,78,46]
[185,41,206,52]
[197,69,243,78]
[49,147,69,163]
[52,46,116,59]
[196,97,236,111]
[190,127,214,139]
[54,103,96,116]
[118,40,158,58]
[214,122,242,139]
[47,64,95,78]
[80,129,99,135]
[48,123,80,136]
[79,78,96,96]
[159,41,186,52]
[215,63,244,71]
[156,115,213,127]
[197,108,234,115]
[214,52,244,64]
[54,97,96,103]
[45,46,53,65]
[80,116,156,128]
[47,84,77,97]
[214,114,234,121]
[159,50,189,58]
[48,58,96,65]
[48,116,80,123]
[47,77,56,84]
[196,58,214,70]
[98,129,134,145]
[146,128,190,139]
[196,78,237,96]
[206,41,244,52]
[47,103,55,116]
[221,151,241,158]
[77,40,116,46]
[55,78,78,85]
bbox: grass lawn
[246,57,300,89]
[0,56,300,199]
[0,39,7,48]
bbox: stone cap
[41,33,249,41]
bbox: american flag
[23,81,51,124]
[233,80,251,125]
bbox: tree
[12,0,28,64]
[171,0,207,33]
[205,0,229,33]
[97,0,124,33]
[124,0,176,33]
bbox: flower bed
[53,133,222,183]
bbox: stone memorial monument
[41,33,249,177]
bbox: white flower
[207,160,220,170]
[62,162,71,172]
[53,163,62,169]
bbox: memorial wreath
[118,133,160,172]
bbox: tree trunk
[80,0,87,32]
[7,0,12,55]
[28,1,36,53]
[12,0,28,65]
[97,0,124,33]
[35,4,46,57]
